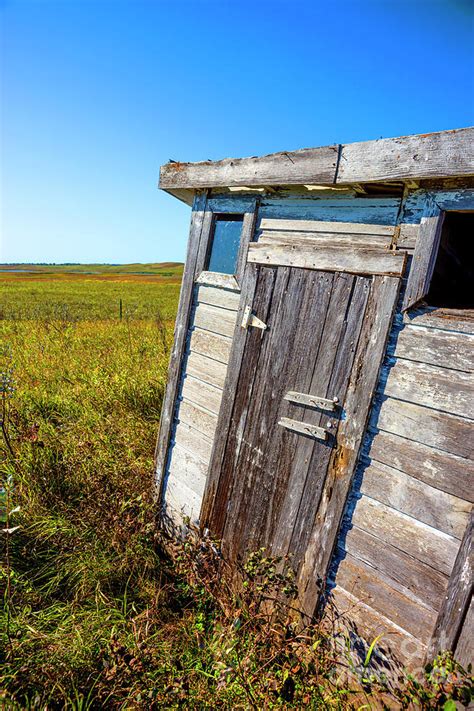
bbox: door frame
[402,190,474,311]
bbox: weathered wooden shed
[155,127,473,673]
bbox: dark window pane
[207,215,243,275]
[426,212,474,308]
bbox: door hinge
[284,391,339,411]
[241,305,267,331]
[278,417,327,441]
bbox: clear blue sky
[1,0,473,264]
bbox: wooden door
[202,263,402,615]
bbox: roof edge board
[159,127,474,195]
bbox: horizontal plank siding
[366,430,473,502]
[189,328,232,364]
[196,284,240,311]
[351,496,459,576]
[186,351,227,389]
[342,526,448,611]
[330,585,426,671]
[248,241,406,276]
[391,324,474,372]
[335,554,437,642]
[180,374,223,415]
[172,420,213,464]
[399,308,474,335]
[165,477,202,524]
[381,359,474,419]
[193,302,238,338]
[167,442,207,498]
[359,459,470,539]
[258,230,391,249]
[259,218,395,235]
[372,396,474,459]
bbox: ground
[0,266,471,709]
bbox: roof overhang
[159,127,474,204]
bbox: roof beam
[159,127,474,194]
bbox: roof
[159,127,474,203]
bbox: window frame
[194,196,258,291]
[402,191,474,311]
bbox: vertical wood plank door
[204,263,401,616]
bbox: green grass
[0,269,471,709]
[0,262,183,276]
[0,267,182,321]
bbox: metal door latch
[241,305,267,330]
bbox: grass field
[0,267,471,709]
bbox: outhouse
[155,128,473,673]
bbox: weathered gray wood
[172,420,213,464]
[235,202,259,285]
[160,129,474,191]
[189,327,232,364]
[330,585,427,671]
[258,230,391,249]
[160,144,339,189]
[264,270,338,558]
[381,358,474,419]
[342,526,448,612]
[391,324,474,372]
[454,596,473,669]
[400,307,474,335]
[192,302,238,338]
[196,271,239,291]
[155,192,208,500]
[248,241,406,276]
[299,276,401,615]
[180,374,223,415]
[359,458,471,539]
[336,553,437,642]
[351,497,459,576]
[397,223,419,250]
[288,276,371,568]
[428,510,473,660]
[284,391,337,411]
[260,218,395,235]
[167,442,207,498]
[178,399,218,441]
[186,351,227,390]
[165,476,202,524]
[278,416,327,441]
[337,128,474,183]
[402,203,444,311]
[373,397,474,459]
[196,284,240,311]
[200,263,265,531]
[220,267,301,555]
[367,430,473,503]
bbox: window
[206,215,243,275]
[426,212,474,308]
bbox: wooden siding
[332,261,474,667]
[160,185,473,672]
[162,283,239,524]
